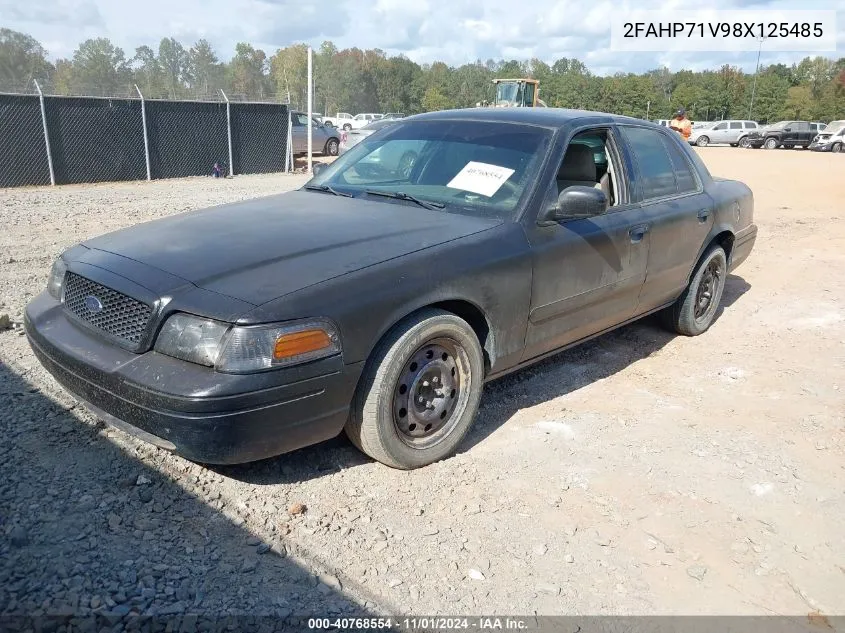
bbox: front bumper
[809,142,834,152]
[25,292,363,464]
[746,138,765,148]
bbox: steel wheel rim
[765,139,777,149]
[398,153,416,178]
[392,337,471,450]
[694,258,723,322]
[739,137,749,148]
[833,143,842,153]
[697,137,709,147]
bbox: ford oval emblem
[84,295,104,314]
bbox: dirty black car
[26,108,757,469]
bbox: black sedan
[26,108,757,469]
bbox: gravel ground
[1,150,844,626]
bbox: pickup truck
[25,108,757,469]
[747,120,826,149]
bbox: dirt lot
[1,148,844,623]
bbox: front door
[614,124,716,312]
[291,113,309,153]
[521,126,649,362]
[709,121,729,143]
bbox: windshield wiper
[303,184,352,198]
[365,190,445,210]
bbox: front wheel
[343,123,352,131]
[696,136,710,147]
[833,142,842,153]
[660,245,727,337]
[345,309,484,469]
[764,137,779,149]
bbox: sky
[2,0,844,75]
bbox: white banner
[610,9,838,52]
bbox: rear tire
[660,245,727,337]
[325,138,339,156]
[738,136,750,148]
[345,309,485,469]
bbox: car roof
[405,107,646,129]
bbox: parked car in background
[323,112,353,128]
[810,120,845,153]
[689,120,759,148]
[382,113,406,120]
[338,118,403,155]
[25,108,756,469]
[344,113,383,130]
[746,121,818,149]
[291,111,341,156]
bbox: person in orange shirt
[669,108,692,141]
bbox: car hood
[81,190,501,306]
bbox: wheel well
[712,230,735,262]
[431,300,493,374]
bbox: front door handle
[629,224,650,243]
[697,209,711,222]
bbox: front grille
[63,273,152,349]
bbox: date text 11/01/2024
[623,22,825,38]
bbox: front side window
[713,122,728,130]
[307,120,553,220]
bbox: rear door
[728,121,744,143]
[616,124,715,313]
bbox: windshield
[495,82,521,107]
[766,121,789,130]
[822,120,845,134]
[306,120,552,220]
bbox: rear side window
[744,121,758,129]
[619,126,678,201]
[730,122,743,129]
[661,136,699,194]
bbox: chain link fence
[0,91,290,188]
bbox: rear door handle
[629,224,650,243]
[697,209,711,222]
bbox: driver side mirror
[784,127,792,132]
[312,162,328,176]
[539,186,607,225]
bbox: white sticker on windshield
[446,161,515,197]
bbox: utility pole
[307,46,313,175]
[748,36,767,120]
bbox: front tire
[833,142,842,153]
[696,136,710,147]
[343,123,352,131]
[660,245,727,337]
[345,309,485,469]
[764,137,779,149]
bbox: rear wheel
[660,245,727,337]
[738,136,750,148]
[696,136,710,147]
[325,138,339,156]
[345,309,485,469]
[764,137,779,149]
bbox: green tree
[0,28,53,91]
[158,37,187,99]
[71,38,131,96]
[421,86,453,111]
[132,45,165,97]
[186,39,223,96]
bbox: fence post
[33,80,56,186]
[135,85,152,181]
[285,108,292,173]
[220,90,234,177]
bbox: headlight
[154,313,230,366]
[154,314,340,373]
[47,256,68,299]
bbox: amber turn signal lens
[273,329,332,360]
